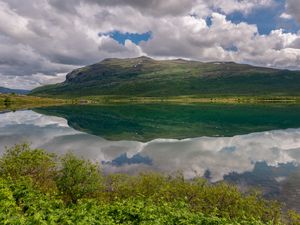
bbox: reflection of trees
[4,96,12,107]
[204,169,212,180]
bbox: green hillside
[30,56,300,97]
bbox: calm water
[0,104,300,211]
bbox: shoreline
[1,94,300,112]
[69,95,300,105]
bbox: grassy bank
[1,93,300,114]
[66,95,300,105]
[0,143,299,224]
[0,94,68,111]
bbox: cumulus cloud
[0,0,299,89]
[0,73,67,90]
[141,13,300,69]
[49,0,273,17]
[280,12,293,20]
[49,0,197,17]
[285,0,300,23]
[206,0,273,15]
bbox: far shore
[59,95,300,105]
[1,94,300,111]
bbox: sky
[0,0,300,89]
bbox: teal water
[35,103,300,141]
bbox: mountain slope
[0,87,30,95]
[30,57,300,97]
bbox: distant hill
[0,87,30,95]
[30,56,300,97]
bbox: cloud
[0,37,74,76]
[49,0,198,17]
[48,0,274,17]
[280,12,293,20]
[0,73,67,90]
[207,0,273,15]
[285,0,300,23]
[0,0,299,89]
[141,13,300,69]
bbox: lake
[0,103,300,211]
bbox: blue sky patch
[206,16,213,27]
[102,153,153,167]
[224,45,238,52]
[101,31,152,45]
[227,0,300,34]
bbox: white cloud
[207,0,273,15]
[141,13,300,69]
[285,0,300,23]
[280,12,293,20]
[0,73,67,90]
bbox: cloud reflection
[0,110,299,181]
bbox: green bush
[288,210,300,225]
[0,143,57,192]
[55,153,103,204]
[0,179,269,225]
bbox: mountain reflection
[34,104,300,141]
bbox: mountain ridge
[0,86,30,95]
[30,57,300,98]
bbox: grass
[0,94,68,111]
[68,95,300,104]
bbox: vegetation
[52,95,300,104]
[30,57,300,99]
[0,143,299,224]
[0,93,67,111]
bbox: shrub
[55,153,103,204]
[0,143,57,192]
[103,173,282,223]
[288,210,300,225]
[0,178,23,224]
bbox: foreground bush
[0,143,57,192]
[56,153,103,204]
[0,144,299,224]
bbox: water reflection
[1,110,299,179]
[34,104,300,141]
[0,110,299,211]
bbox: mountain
[0,87,30,95]
[30,56,300,97]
